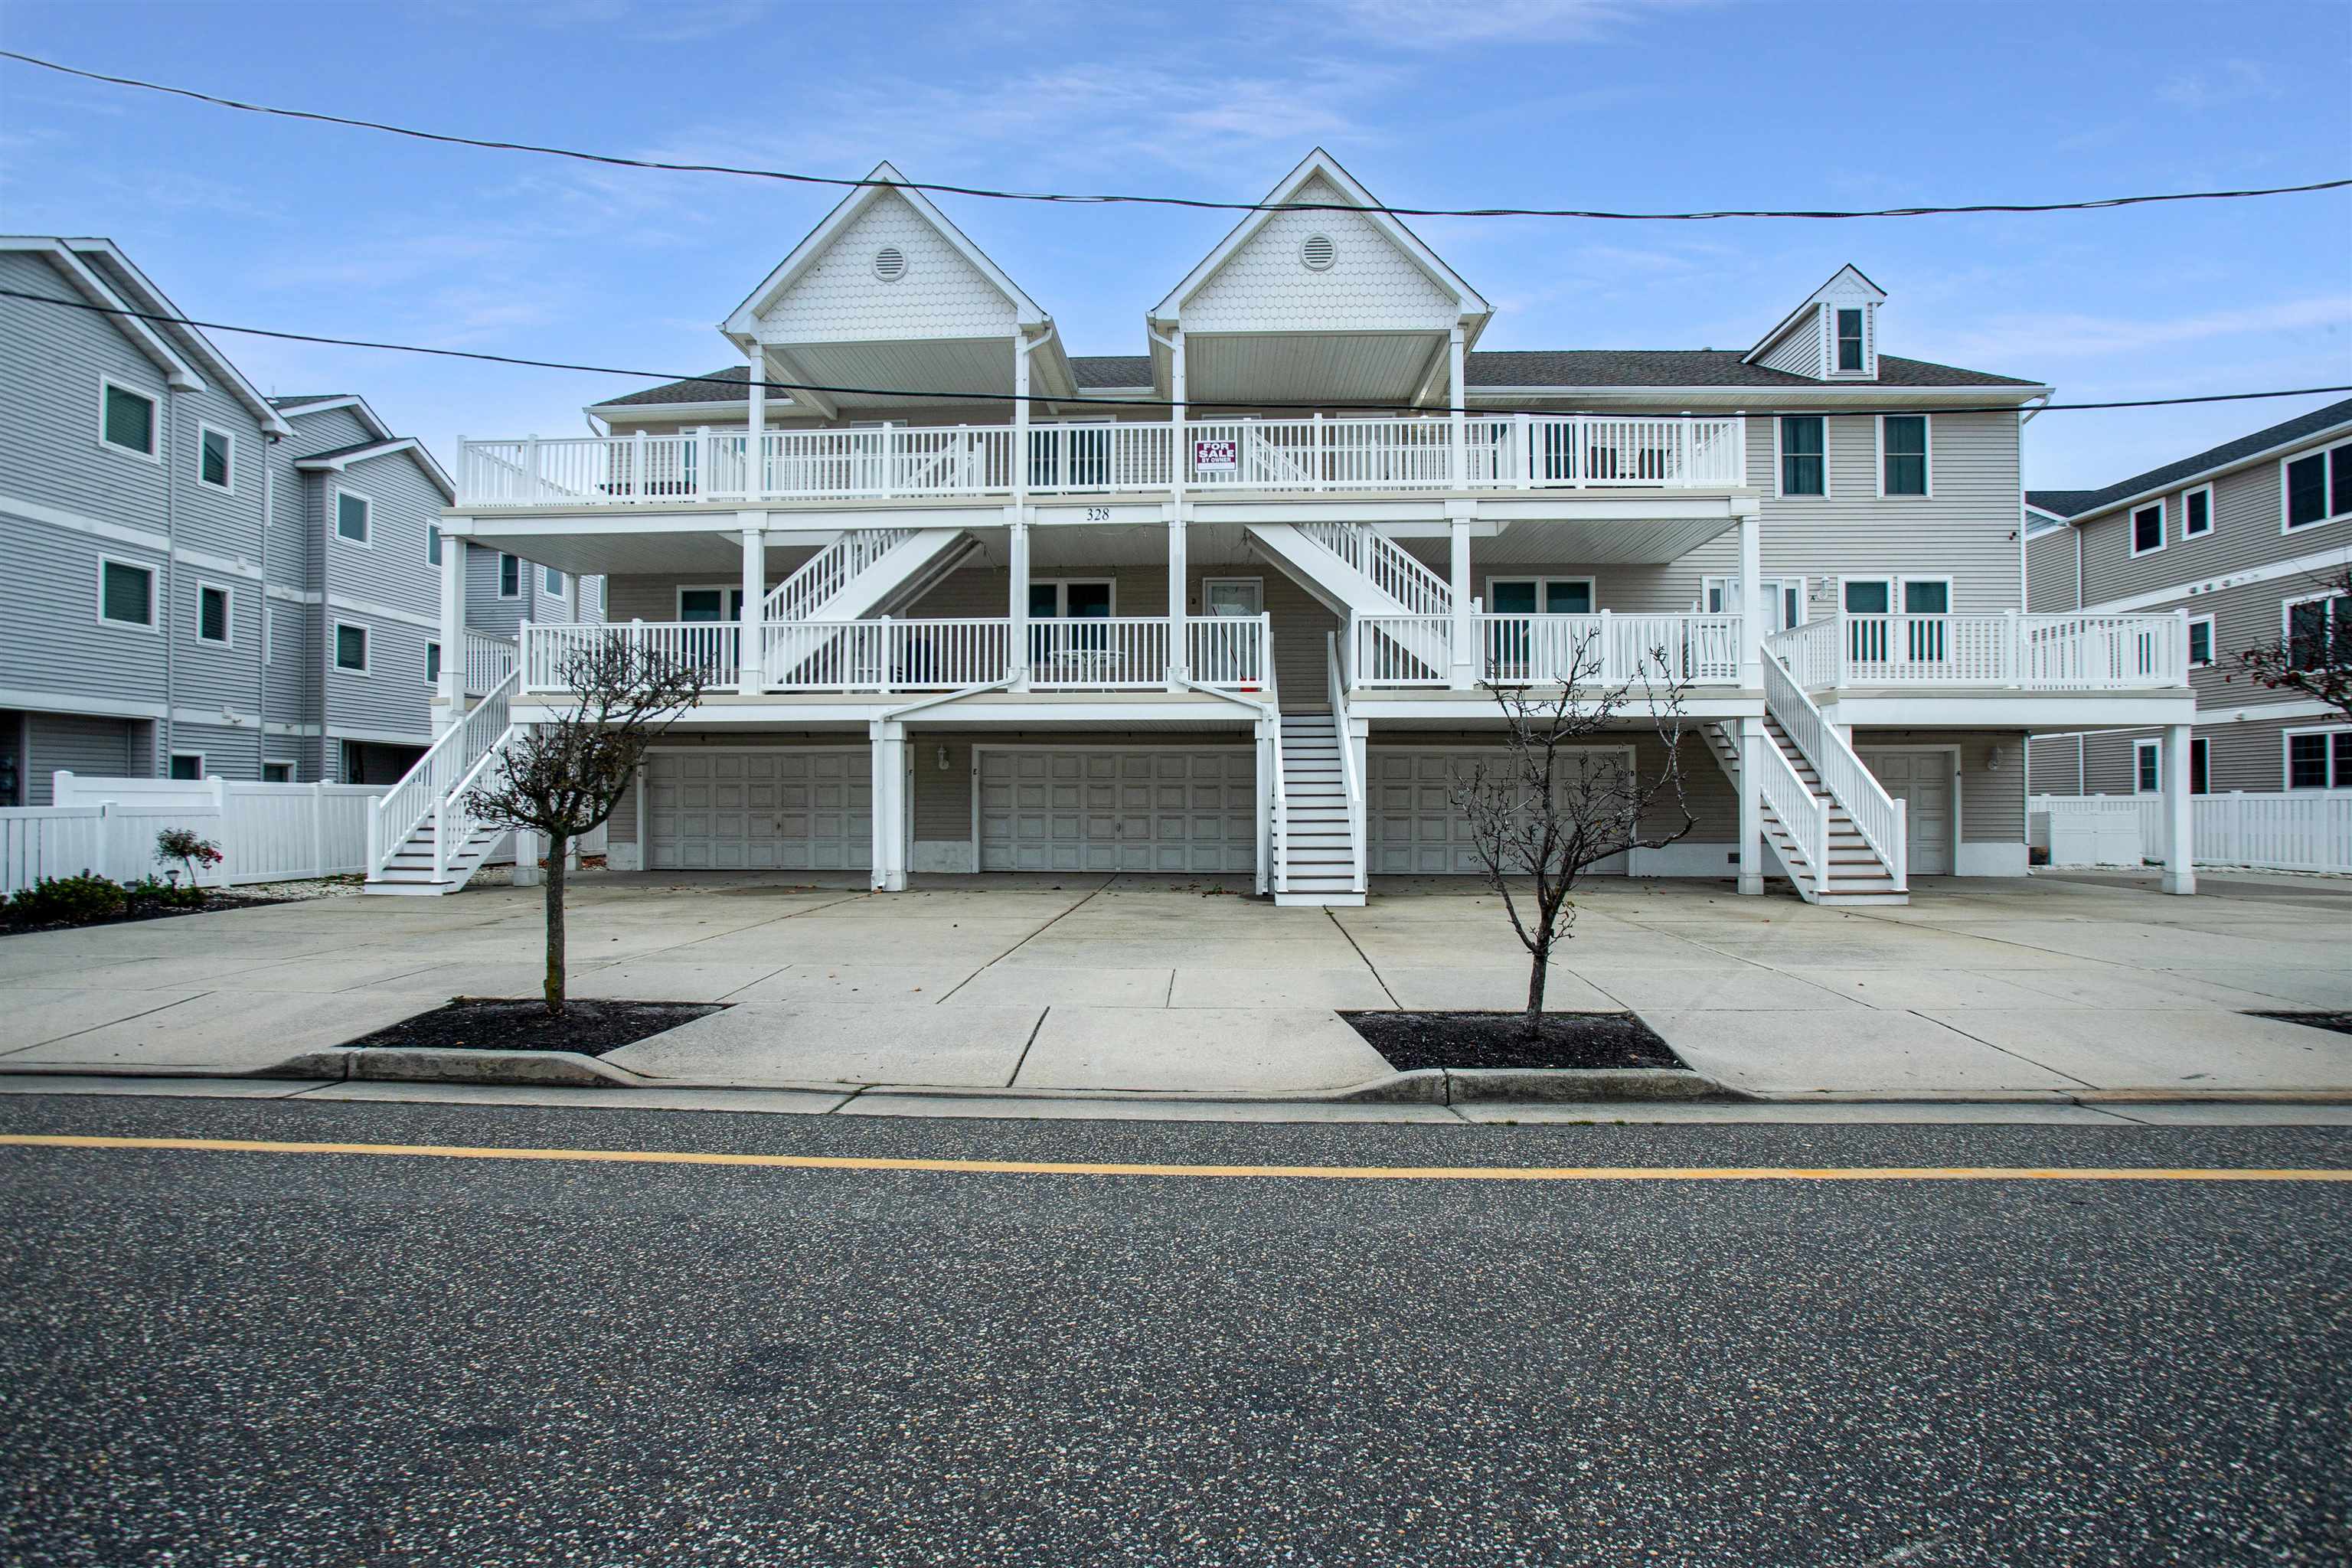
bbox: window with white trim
[2133,737,2161,795]
[2285,590,2350,672]
[2283,439,2351,531]
[426,641,443,685]
[1704,577,1805,632]
[1027,580,1114,618]
[100,378,157,457]
[678,586,744,622]
[1778,415,1824,496]
[198,583,232,646]
[2182,485,2213,537]
[2191,737,2210,795]
[335,490,371,544]
[334,622,368,672]
[1488,577,1595,615]
[426,524,442,567]
[99,558,155,628]
[2285,727,2352,791]
[2130,501,2164,556]
[197,424,234,492]
[499,554,521,597]
[1834,308,1865,373]
[1880,415,1928,496]
[168,753,204,782]
[262,760,295,783]
[2187,616,2214,667]
[543,565,564,597]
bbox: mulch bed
[2252,1011,2352,1038]
[345,998,726,1057]
[1344,1010,1686,1073]
[0,890,298,938]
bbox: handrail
[1297,520,1451,615]
[1749,719,1829,897]
[763,528,915,621]
[434,724,518,884]
[1761,645,1907,890]
[370,668,517,877]
[1327,630,1365,893]
[1266,657,1287,896]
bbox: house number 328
[1083,506,1110,521]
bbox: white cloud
[1931,296,2352,364]
[1315,0,1700,46]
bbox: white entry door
[645,750,871,871]
[977,749,1256,873]
[1860,749,1955,875]
[1367,750,1629,875]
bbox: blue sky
[3,0,2347,488]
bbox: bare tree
[2232,564,2352,723]
[1449,637,1697,1031]
[465,635,706,1015]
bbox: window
[2286,591,2350,672]
[168,754,204,782]
[1843,579,1891,615]
[335,622,368,672]
[99,558,155,628]
[1704,577,1805,632]
[100,378,157,457]
[2183,485,2212,537]
[678,586,745,622]
[1488,578,1595,615]
[1779,416,1824,496]
[1201,579,1263,617]
[1880,414,1928,495]
[2286,729,2352,790]
[1835,308,1864,373]
[335,490,371,544]
[499,554,521,597]
[2134,738,2161,795]
[198,583,231,645]
[1027,580,1114,618]
[2190,737,2210,795]
[544,565,564,597]
[426,525,442,567]
[262,761,295,783]
[2131,501,2165,556]
[197,425,234,492]
[2187,616,2214,667]
[1903,580,1950,615]
[426,642,442,684]
[2283,440,2351,531]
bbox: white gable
[1179,175,1460,334]
[753,188,1019,345]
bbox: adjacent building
[2026,398,2352,800]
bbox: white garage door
[645,750,871,871]
[978,750,1256,873]
[1860,749,1954,875]
[1368,750,1627,875]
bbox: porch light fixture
[936,745,951,772]
[872,245,908,283]
[1299,233,1336,272]
[1988,746,2004,773]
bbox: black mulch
[344,998,727,1057]
[2252,1011,2352,1037]
[0,891,297,938]
[1342,1010,1688,1073]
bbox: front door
[1860,749,1955,876]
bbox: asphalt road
[1,1093,2347,1567]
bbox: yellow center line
[2,1133,2348,1183]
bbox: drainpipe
[260,432,276,774]
[162,387,180,776]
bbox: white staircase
[1246,520,1453,681]
[762,527,978,686]
[1272,710,1365,906]
[363,671,519,897]
[1704,721,1905,906]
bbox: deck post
[1736,502,1765,691]
[745,346,766,499]
[1166,503,1187,690]
[1169,325,1185,500]
[436,524,466,732]
[738,518,765,696]
[2161,720,2196,895]
[870,719,908,892]
[1737,715,1766,897]
[1447,324,1467,488]
[1448,516,1474,689]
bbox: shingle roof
[592,348,2039,411]
[268,394,356,410]
[292,438,409,463]
[2025,489,2102,518]
[2028,397,2352,520]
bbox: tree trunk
[543,831,569,1017]
[1524,936,1549,1036]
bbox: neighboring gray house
[0,237,598,799]
[2027,397,2352,799]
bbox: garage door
[1368,750,1627,875]
[978,750,1255,873]
[645,750,871,871]
[1860,749,1953,875]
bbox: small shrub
[8,871,129,926]
[125,876,204,910]
[155,827,224,886]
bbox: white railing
[764,528,913,621]
[1352,615,1453,685]
[371,668,515,877]
[1187,614,1269,691]
[433,725,518,884]
[1762,646,1906,891]
[462,629,516,695]
[1351,613,1743,688]
[1749,719,1829,898]
[521,621,739,692]
[1768,613,2187,691]
[2034,792,2352,874]
[1328,631,1366,893]
[1297,520,1452,614]
[1265,655,1287,895]
[1027,617,1170,689]
[459,415,1751,508]
[764,619,1012,691]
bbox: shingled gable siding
[1178,175,1458,334]
[757,188,1018,345]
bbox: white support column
[1254,714,1274,897]
[870,719,908,892]
[1008,513,1031,691]
[1169,325,1186,499]
[2161,721,2196,896]
[1447,323,1467,488]
[744,346,767,499]
[737,517,765,695]
[436,526,466,731]
[1736,502,1765,691]
[1166,502,1187,690]
[1448,515,1475,689]
[1013,334,1031,504]
[1736,716,1766,897]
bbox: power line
[6,286,2347,420]
[7,48,2349,222]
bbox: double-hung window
[499,554,521,597]
[198,583,231,645]
[99,559,155,628]
[198,426,234,492]
[544,565,565,598]
[2187,616,2214,668]
[2286,728,2352,791]
[1880,415,1928,495]
[1779,416,1824,496]
[335,622,368,672]
[2134,738,2162,795]
[2131,501,2164,556]
[2182,485,2213,537]
[2283,439,2352,531]
[1835,309,1865,373]
[2286,591,2350,672]
[100,379,157,458]
[426,525,442,568]
[426,642,443,685]
[335,490,371,544]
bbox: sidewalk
[0,870,2346,1105]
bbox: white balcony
[457,415,1749,510]
[1350,612,1747,688]
[1768,614,2190,691]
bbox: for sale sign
[1193,438,1238,473]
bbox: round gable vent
[872,245,908,283]
[1299,233,1337,272]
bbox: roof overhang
[1462,383,2050,410]
[1743,263,1887,367]
[2057,413,2352,528]
[271,394,394,442]
[54,239,293,435]
[1,238,207,397]
[295,436,455,502]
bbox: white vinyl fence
[2032,792,2352,874]
[0,773,388,895]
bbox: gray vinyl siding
[2027,734,2084,796]
[1756,311,1825,379]
[0,512,171,704]
[2024,528,2078,612]
[2076,433,2349,606]
[1367,728,1739,848]
[1854,727,2025,846]
[25,711,148,803]
[2074,715,2344,798]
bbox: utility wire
[8,286,2347,420]
[7,49,2349,222]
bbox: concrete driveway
[0,870,2346,1100]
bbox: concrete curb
[1442,1067,1725,1103]
[271,1047,648,1089]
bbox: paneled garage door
[1368,750,1628,875]
[1858,749,1955,875]
[977,749,1256,873]
[645,750,871,871]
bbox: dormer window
[1835,309,1865,373]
